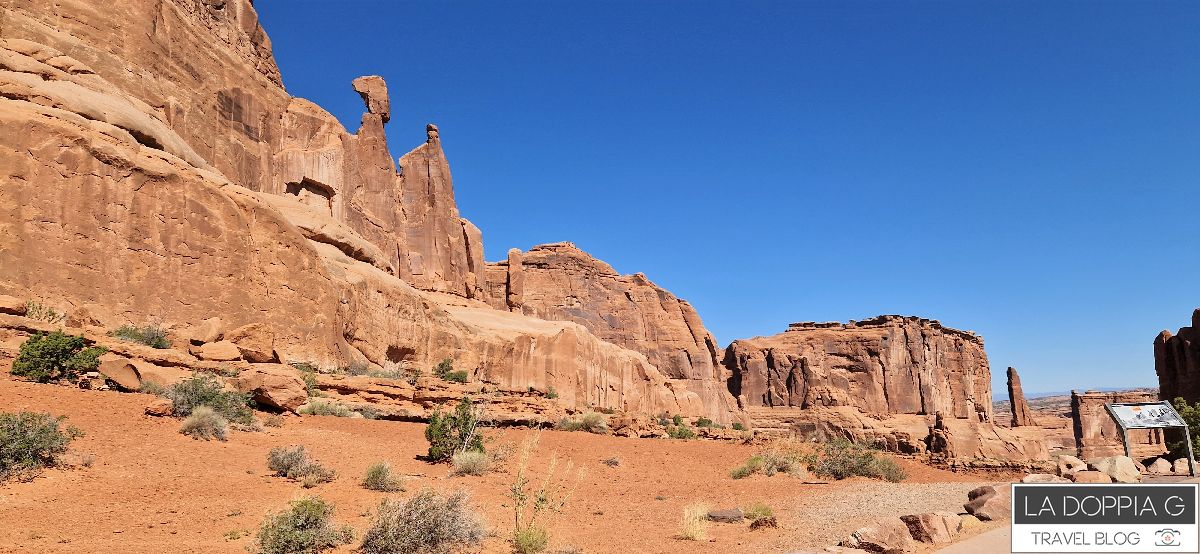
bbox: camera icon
[1156,528,1181,547]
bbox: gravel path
[787,480,1000,546]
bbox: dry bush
[602,456,621,467]
[267,445,336,486]
[180,406,228,441]
[359,489,485,554]
[808,439,906,482]
[509,433,582,554]
[729,438,810,479]
[451,451,490,476]
[362,461,405,492]
[677,503,711,541]
[0,411,82,482]
[555,412,609,434]
[263,414,285,428]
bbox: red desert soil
[0,378,1000,553]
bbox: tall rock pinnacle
[1007,366,1034,427]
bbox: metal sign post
[1104,401,1196,477]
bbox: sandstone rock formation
[1071,390,1164,459]
[1156,309,1200,404]
[0,0,740,424]
[483,242,740,421]
[725,316,992,421]
[1007,367,1034,427]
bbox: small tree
[1170,397,1200,458]
[425,397,485,463]
[11,331,106,383]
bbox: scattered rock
[900,511,960,544]
[842,518,916,554]
[750,516,778,530]
[224,323,278,363]
[1071,470,1113,483]
[1174,458,1193,474]
[707,508,744,523]
[957,514,982,531]
[0,295,26,315]
[190,341,242,362]
[1088,456,1141,483]
[231,364,307,412]
[1021,473,1071,484]
[963,484,1011,521]
[190,317,224,344]
[1147,458,1173,474]
[97,353,142,391]
[145,399,173,417]
[1056,454,1088,477]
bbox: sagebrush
[359,489,485,554]
[180,406,228,441]
[110,324,171,349]
[163,374,254,425]
[267,445,336,487]
[362,461,405,492]
[253,496,353,554]
[555,412,608,434]
[0,411,82,482]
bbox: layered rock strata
[1007,367,1034,427]
[1155,309,1200,404]
[724,316,993,422]
[483,242,740,421]
[1071,390,1165,459]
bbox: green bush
[729,441,807,479]
[556,412,609,434]
[545,387,559,399]
[299,402,354,418]
[433,358,455,379]
[1170,397,1200,458]
[513,525,549,554]
[425,397,485,463]
[695,417,715,428]
[110,324,171,349]
[11,331,106,383]
[252,497,353,554]
[743,502,774,522]
[166,375,253,425]
[362,462,404,492]
[808,439,906,482]
[24,301,67,324]
[671,414,683,426]
[667,425,696,440]
[0,411,82,481]
[732,422,747,431]
[180,406,228,441]
[360,489,485,554]
[267,445,336,486]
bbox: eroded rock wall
[1071,390,1165,459]
[725,316,993,422]
[1007,367,1034,427]
[482,242,740,421]
[1156,309,1200,404]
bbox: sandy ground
[0,377,1001,553]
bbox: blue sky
[256,1,1199,395]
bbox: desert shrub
[1170,397,1200,457]
[294,365,320,397]
[808,439,906,482]
[695,417,715,428]
[139,381,167,396]
[433,358,455,379]
[166,374,253,425]
[545,387,558,399]
[24,301,67,324]
[602,456,621,467]
[252,496,353,554]
[667,425,696,440]
[343,361,370,376]
[509,434,580,554]
[299,401,354,418]
[180,406,228,441]
[425,397,485,462]
[743,502,774,522]
[264,414,285,428]
[671,414,683,426]
[11,331,106,383]
[0,411,82,481]
[360,489,485,554]
[358,405,382,420]
[677,503,710,541]
[267,445,336,486]
[110,324,170,349]
[555,412,608,434]
[362,462,405,492]
[730,440,808,479]
[732,422,747,431]
[444,370,468,383]
[451,450,490,476]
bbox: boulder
[232,364,308,412]
[1088,456,1141,483]
[1022,473,1071,484]
[97,353,142,391]
[191,341,242,362]
[1147,458,1173,474]
[842,518,916,553]
[963,484,1011,521]
[900,512,961,544]
[1174,458,1193,474]
[957,515,982,531]
[190,317,224,344]
[706,508,743,523]
[145,399,173,417]
[1071,470,1113,483]
[1056,454,1088,477]
[224,323,278,363]
[0,295,26,316]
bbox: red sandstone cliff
[1156,309,1200,404]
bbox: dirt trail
[0,378,993,553]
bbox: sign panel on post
[1109,403,1189,429]
[1012,483,1200,553]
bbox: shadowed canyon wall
[1156,309,1200,404]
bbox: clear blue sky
[256,1,1198,396]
